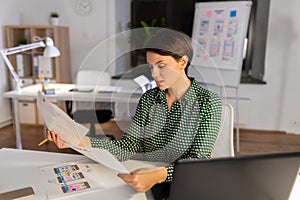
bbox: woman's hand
[47,130,68,149]
[118,167,167,193]
[47,130,91,148]
[78,136,92,147]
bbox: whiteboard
[190,1,252,87]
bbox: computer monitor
[169,152,300,200]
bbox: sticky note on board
[230,10,237,17]
[206,10,213,17]
[202,54,208,61]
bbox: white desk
[0,148,299,200]
[3,83,142,149]
[290,175,300,200]
[0,148,152,200]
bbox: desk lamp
[0,36,60,91]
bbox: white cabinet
[18,101,36,124]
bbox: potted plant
[17,38,28,45]
[129,17,166,66]
[140,17,166,41]
[130,17,166,49]
[50,12,59,25]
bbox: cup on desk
[39,75,55,94]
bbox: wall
[0,1,21,127]
[236,0,300,134]
[272,0,300,134]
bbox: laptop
[169,152,300,200]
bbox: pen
[38,138,48,146]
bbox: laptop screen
[169,152,300,200]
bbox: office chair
[211,102,235,158]
[66,70,114,139]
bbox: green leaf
[151,19,157,27]
[141,21,150,35]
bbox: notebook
[169,152,300,200]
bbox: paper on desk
[37,91,130,174]
[73,85,121,93]
[133,75,149,93]
[40,162,105,199]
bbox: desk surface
[0,148,152,200]
[3,83,142,103]
[0,148,299,200]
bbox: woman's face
[146,51,187,90]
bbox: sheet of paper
[69,145,129,174]
[37,91,130,174]
[37,91,88,146]
[40,162,104,199]
[133,75,150,93]
[72,85,122,93]
[133,75,149,86]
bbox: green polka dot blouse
[90,78,222,182]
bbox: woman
[48,28,222,199]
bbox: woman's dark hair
[144,28,194,74]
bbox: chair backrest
[76,70,111,86]
[211,102,235,158]
[73,70,112,111]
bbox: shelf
[4,25,71,125]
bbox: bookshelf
[4,25,71,125]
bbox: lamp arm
[0,41,45,91]
[2,41,45,55]
[0,37,59,91]
[0,50,23,91]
